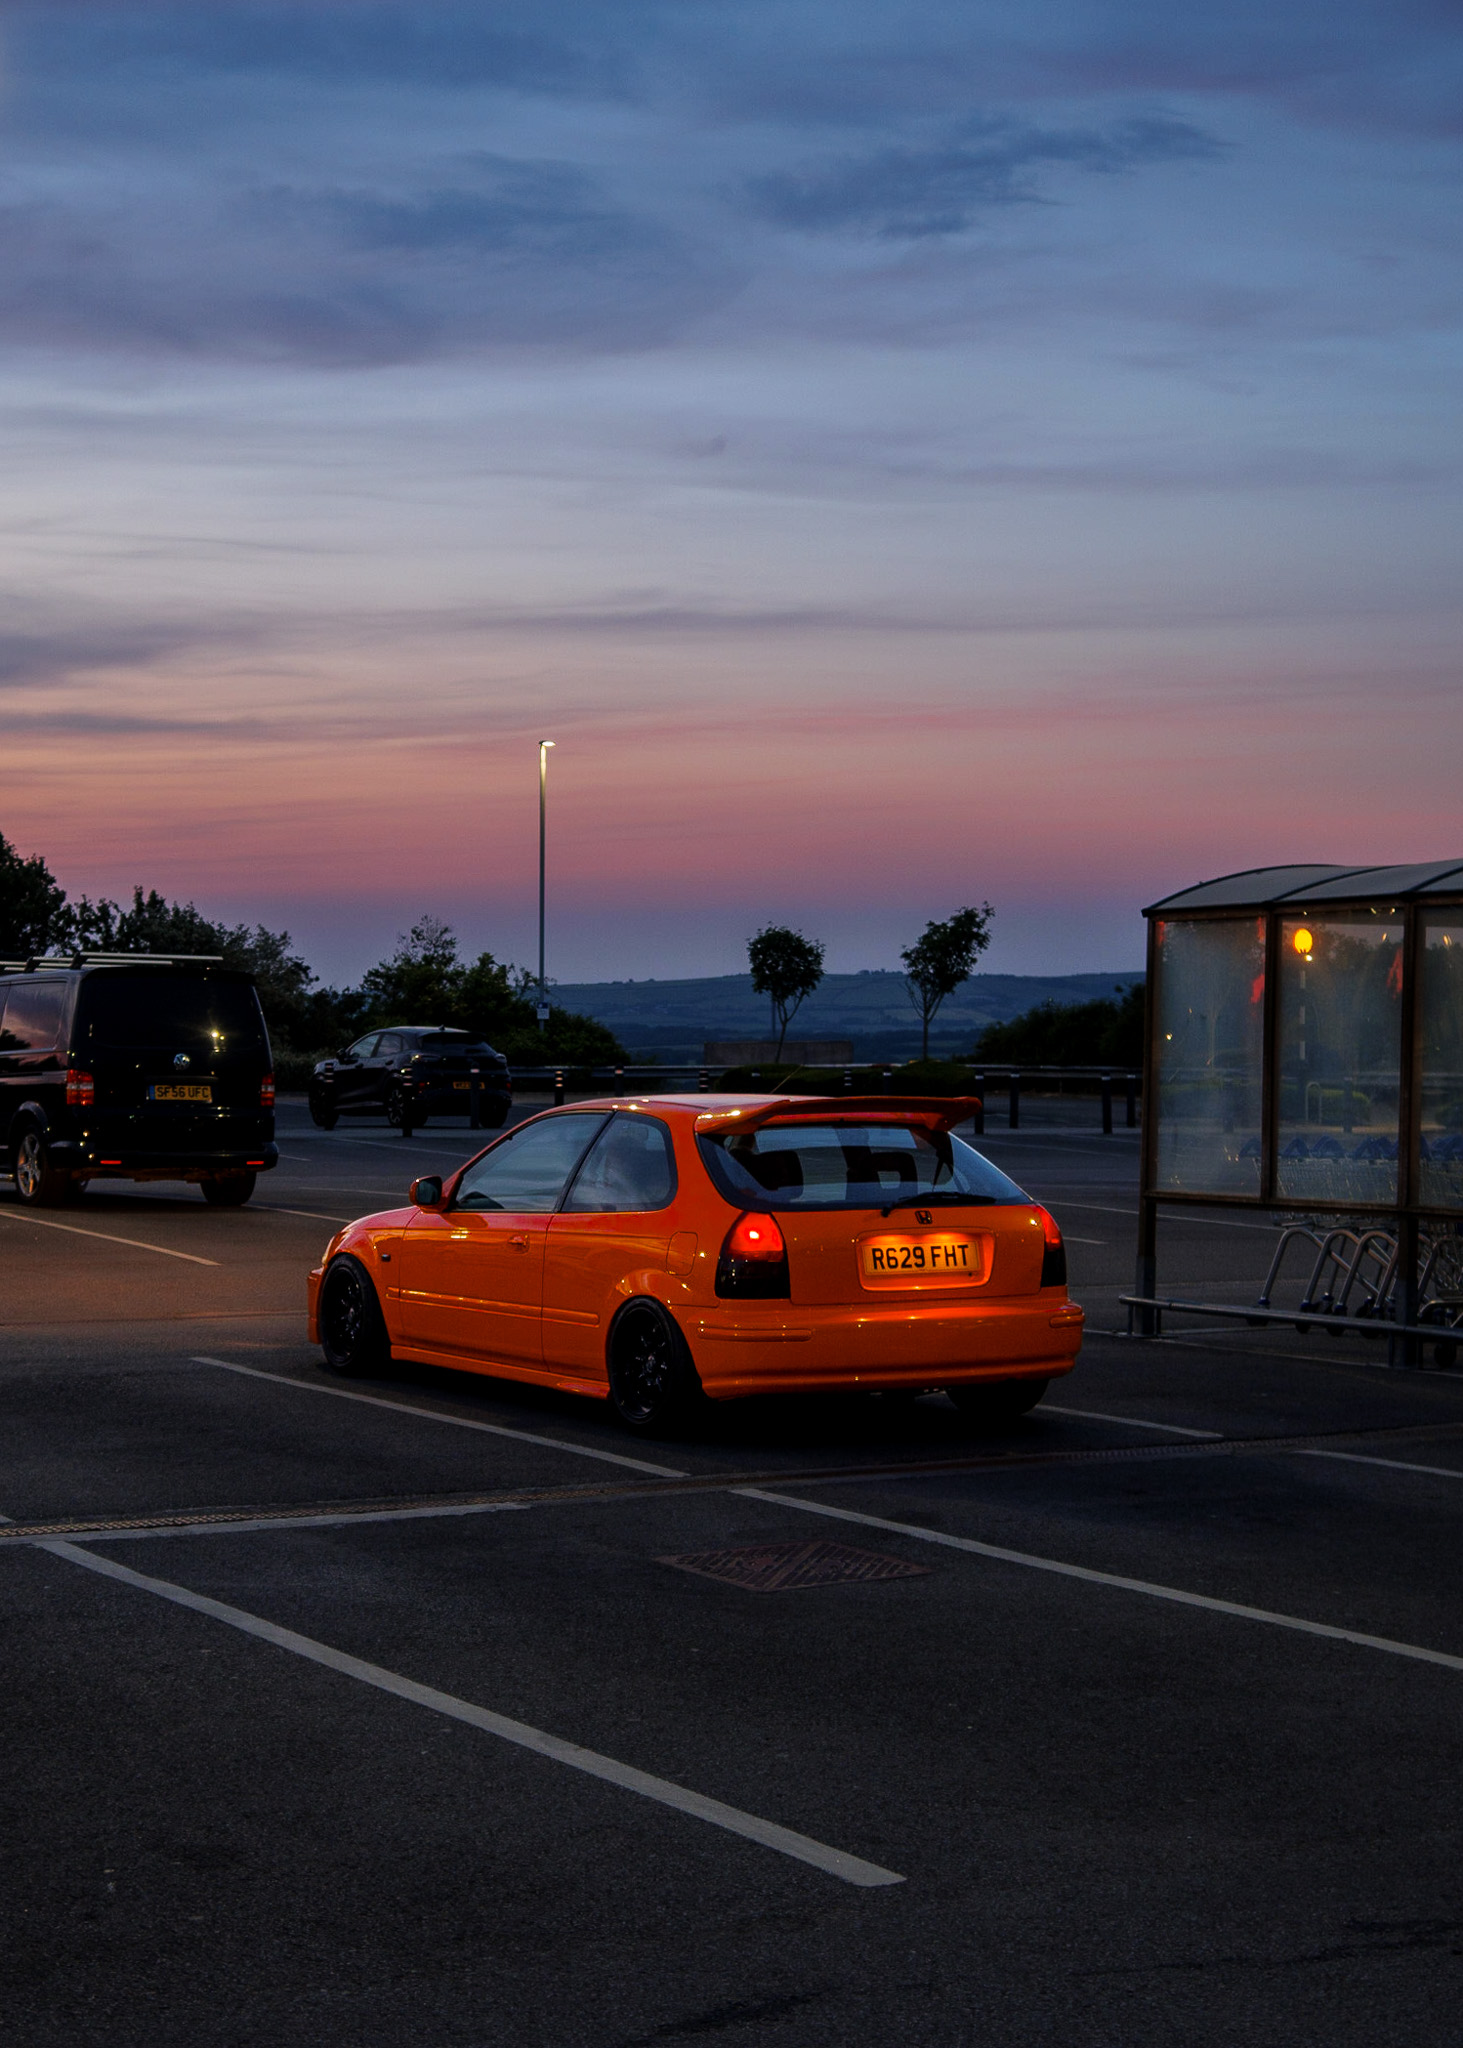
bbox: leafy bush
[974,983,1145,1067]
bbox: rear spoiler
[694,1094,983,1137]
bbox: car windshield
[698,1120,1030,1211]
[76,972,269,1055]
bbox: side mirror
[337,1045,357,1063]
[411,1174,444,1210]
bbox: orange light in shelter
[1293,928,1314,956]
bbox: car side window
[454,1113,608,1212]
[0,981,67,1051]
[375,1033,403,1059]
[346,1035,378,1059]
[562,1114,676,1214]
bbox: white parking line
[738,1490,1463,1675]
[191,1358,686,1478]
[1043,1404,1221,1439]
[41,1540,903,1889]
[259,1207,353,1224]
[1043,1401,1463,1480]
[0,1210,219,1266]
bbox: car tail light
[260,1074,275,1108]
[1036,1206,1067,1288]
[716,1211,790,1299]
[66,1069,95,1107]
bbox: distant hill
[549,968,1144,1061]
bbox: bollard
[469,1068,481,1130]
[698,1067,709,1092]
[1126,1076,1138,1128]
[972,1075,984,1136]
[400,1090,415,1141]
[1008,1073,1020,1129]
[614,1065,624,1095]
[881,1067,892,1095]
[1101,1074,1113,1135]
[554,1068,565,1106]
[843,1066,853,1094]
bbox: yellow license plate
[859,1232,986,1288]
[150,1083,212,1102]
[453,1080,472,1090]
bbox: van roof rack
[0,952,227,973]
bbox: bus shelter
[1129,863,1463,1362]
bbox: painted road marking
[1054,1201,1280,1234]
[191,1358,686,1477]
[258,1207,354,1223]
[41,1541,903,1889]
[0,1210,219,1266]
[737,1491,1463,1676]
[1043,1404,1222,1439]
[1044,1402,1463,1480]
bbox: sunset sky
[2,2,1460,984]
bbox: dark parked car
[308,1028,512,1133]
[0,954,278,1206]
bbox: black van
[0,955,278,1207]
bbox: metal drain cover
[658,1537,931,1593]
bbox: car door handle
[506,1234,530,1251]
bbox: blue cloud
[749,116,1226,238]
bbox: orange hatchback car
[307,1094,1083,1432]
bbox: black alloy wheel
[200,1172,257,1207]
[308,1088,338,1131]
[12,1126,72,1207]
[319,1256,390,1376]
[607,1302,703,1434]
[946,1376,1049,1424]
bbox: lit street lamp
[538,740,555,1031]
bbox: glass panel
[454,1113,608,1211]
[76,973,266,1054]
[1275,913,1402,1204]
[1152,918,1266,1194]
[1419,918,1463,1209]
[563,1114,677,1213]
[0,979,68,1051]
[697,1122,1030,1211]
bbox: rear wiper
[877,1189,986,1218]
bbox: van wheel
[607,1302,703,1433]
[319,1257,390,1376]
[947,1377,1049,1424]
[201,1172,256,1206]
[12,1127,72,1207]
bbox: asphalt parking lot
[4,1101,1463,2046]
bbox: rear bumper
[50,1136,279,1180]
[683,1295,1083,1397]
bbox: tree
[747,925,826,1059]
[0,831,69,958]
[64,886,316,1048]
[902,904,994,1059]
[358,915,626,1063]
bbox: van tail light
[716,1211,790,1299]
[66,1069,95,1107]
[1036,1207,1067,1289]
[260,1074,275,1109]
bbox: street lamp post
[538,740,555,1032]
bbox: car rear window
[697,1120,1031,1211]
[76,972,269,1055]
[417,1034,497,1055]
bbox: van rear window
[76,973,269,1054]
[697,1121,1031,1211]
